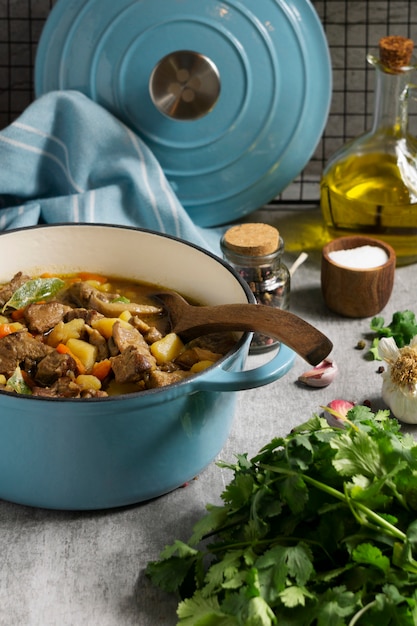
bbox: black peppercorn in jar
[220,223,290,353]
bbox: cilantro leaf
[315,586,359,624]
[369,337,382,360]
[352,543,390,572]
[279,585,313,608]
[146,540,199,594]
[221,473,255,509]
[146,406,417,625]
[6,366,32,395]
[330,429,384,478]
[176,592,234,625]
[369,310,417,359]
[245,596,276,626]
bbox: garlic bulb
[378,336,417,423]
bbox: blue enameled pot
[0,224,294,509]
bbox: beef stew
[0,272,236,398]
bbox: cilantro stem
[306,474,406,542]
[207,534,326,556]
[260,464,407,542]
[348,601,377,626]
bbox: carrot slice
[56,343,86,375]
[21,369,35,390]
[76,272,108,284]
[0,323,23,338]
[92,359,112,381]
[11,308,25,321]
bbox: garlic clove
[378,336,400,363]
[298,358,338,387]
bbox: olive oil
[321,151,417,265]
[320,35,417,265]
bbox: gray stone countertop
[1,207,416,626]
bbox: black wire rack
[1,0,417,206]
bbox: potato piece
[118,310,132,323]
[47,318,85,347]
[75,374,102,391]
[47,321,64,346]
[66,338,98,373]
[190,360,216,373]
[97,282,112,293]
[85,280,105,290]
[91,317,132,339]
[150,333,185,363]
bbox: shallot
[323,399,355,429]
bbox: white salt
[328,245,388,269]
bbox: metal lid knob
[149,50,221,121]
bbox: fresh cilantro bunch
[369,310,417,360]
[146,406,417,625]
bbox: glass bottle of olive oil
[320,35,417,265]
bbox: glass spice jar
[220,223,290,353]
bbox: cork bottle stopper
[223,223,279,256]
[379,35,414,70]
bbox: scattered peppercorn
[377,365,385,374]
[355,340,366,350]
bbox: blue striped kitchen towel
[0,90,224,254]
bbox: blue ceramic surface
[0,342,294,510]
[0,224,295,510]
[34,0,332,227]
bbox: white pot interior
[1,225,249,306]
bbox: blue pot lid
[34,0,332,227]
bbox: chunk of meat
[0,331,52,377]
[63,282,162,317]
[112,321,155,355]
[34,351,77,386]
[110,345,155,383]
[130,315,163,343]
[107,336,120,358]
[32,377,109,398]
[0,272,30,307]
[146,369,191,389]
[64,307,104,326]
[186,333,237,355]
[24,302,72,334]
[112,321,157,367]
[85,326,109,361]
[32,377,82,398]
[80,388,108,398]
[175,347,224,369]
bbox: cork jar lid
[223,223,280,256]
[379,35,414,70]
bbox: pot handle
[193,343,296,392]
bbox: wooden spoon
[154,291,333,365]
